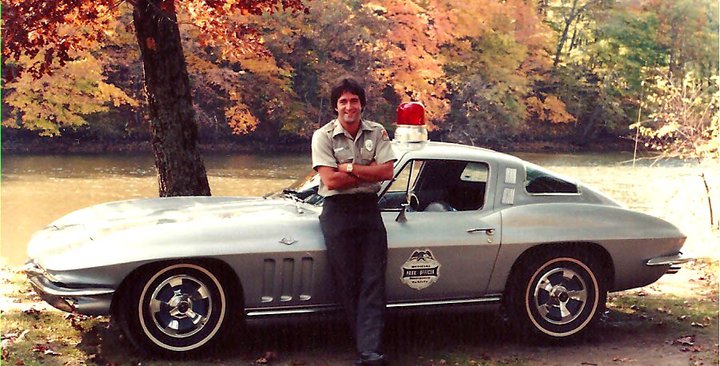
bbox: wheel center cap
[550,285,568,301]
[178,301,190,313]
[168,294,193,316]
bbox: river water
[2,151,717,266]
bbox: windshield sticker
[505,168,517,184]
[401,249,441,290]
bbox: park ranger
[311,77,396,366]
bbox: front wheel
[506,250,607,341]
[120,262,236,356]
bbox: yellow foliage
[632,71,718,159]
[3,54,137,136]
[226,102,260,135]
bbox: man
[311,77,395,365]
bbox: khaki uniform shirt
[312,119,396,197]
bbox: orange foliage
[2,0,307,81]
[371,0,456,129]
[526,95,575,124]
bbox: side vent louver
[262,256,314,303]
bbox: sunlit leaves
[1,0,307,81]
[3,55,137,136]
[441,0,556,142]
[631,72,718,158]
[2,0,122,79]
[526,94,576,124]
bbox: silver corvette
[25,141,690,355]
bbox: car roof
[392,141,525,167]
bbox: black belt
[324,193,378,205]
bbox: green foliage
[444,32,530,138]
[591,10,667,91]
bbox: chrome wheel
[532,267,588,325]
[148,274,213,338]
[121,262,237,355]
[506,250,607,341]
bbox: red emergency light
[395,102,428,143]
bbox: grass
[1,311,100,365]
[1,260,717,365]
[607,295,717,332]
[605,259,718,334]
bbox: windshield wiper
[281,189,305,214]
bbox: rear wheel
[506,250,607,341]
[120,262,236,356]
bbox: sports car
[24,138,690,356]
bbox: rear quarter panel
[488,203,686,293]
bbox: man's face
[336,91,362,126]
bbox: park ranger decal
[401,249,441,290]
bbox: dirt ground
[1,258,717,366]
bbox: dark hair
[330,77,366,115]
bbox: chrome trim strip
[646,253,693,266]
[28,275,115,297]
[245,296,502,317]
[525,192,582,196]
[387,296,501,308]
[246,306,336,317]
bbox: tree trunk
[553,2,576,68]
[133,0,211,197]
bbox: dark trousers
[320,193,387,354]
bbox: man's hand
[342,161,394,182]
[318,161,394,191]
[316,166,361,191]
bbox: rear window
[525,164,578,194]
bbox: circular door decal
[401,249,441,290]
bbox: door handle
[467,228,495,235]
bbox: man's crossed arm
[316,161,394,191]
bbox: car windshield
[275,171,323,204]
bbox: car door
[380,159,502,304]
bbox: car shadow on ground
[76,306,682,365]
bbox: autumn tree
[2,0,306,196]
[261,0,401,132]
[3,54,138,136]
[631,72,718,159]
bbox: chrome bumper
[25,262,114,315]
[646,252,693,274]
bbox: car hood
[27,196,321,265]
[47,196,308,228]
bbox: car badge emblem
[364,139,373,151]
[279,237,297,245]
[401,249,441,290]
